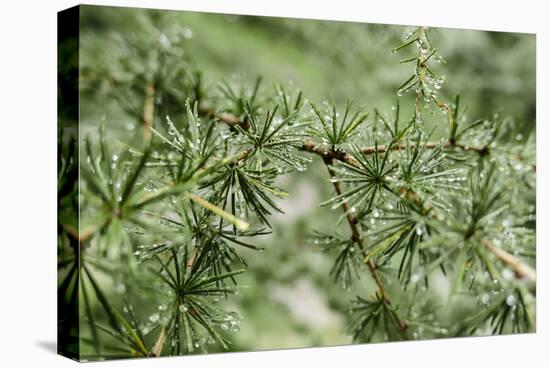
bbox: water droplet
[115,283,126,294]
[501,269,514,281]
[411,272,422,284]
[159,33,171,47]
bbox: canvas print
[57,5,536,361]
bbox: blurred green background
[77,5,536,353]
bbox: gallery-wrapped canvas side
[57,5,81,361]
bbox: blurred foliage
[79,7,535,131]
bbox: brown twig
[302,139,487,158]
[199,108,491,156]
[63,223,101,243]
[481,239,536,283]
[198,105,248,129]
[143,83,156,140]
[150,327,166,357]
[301,141,359,165]
[323,157,408,333]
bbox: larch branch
[323,158,409,333]
[306,141,535,284]
[203,109,536,284]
